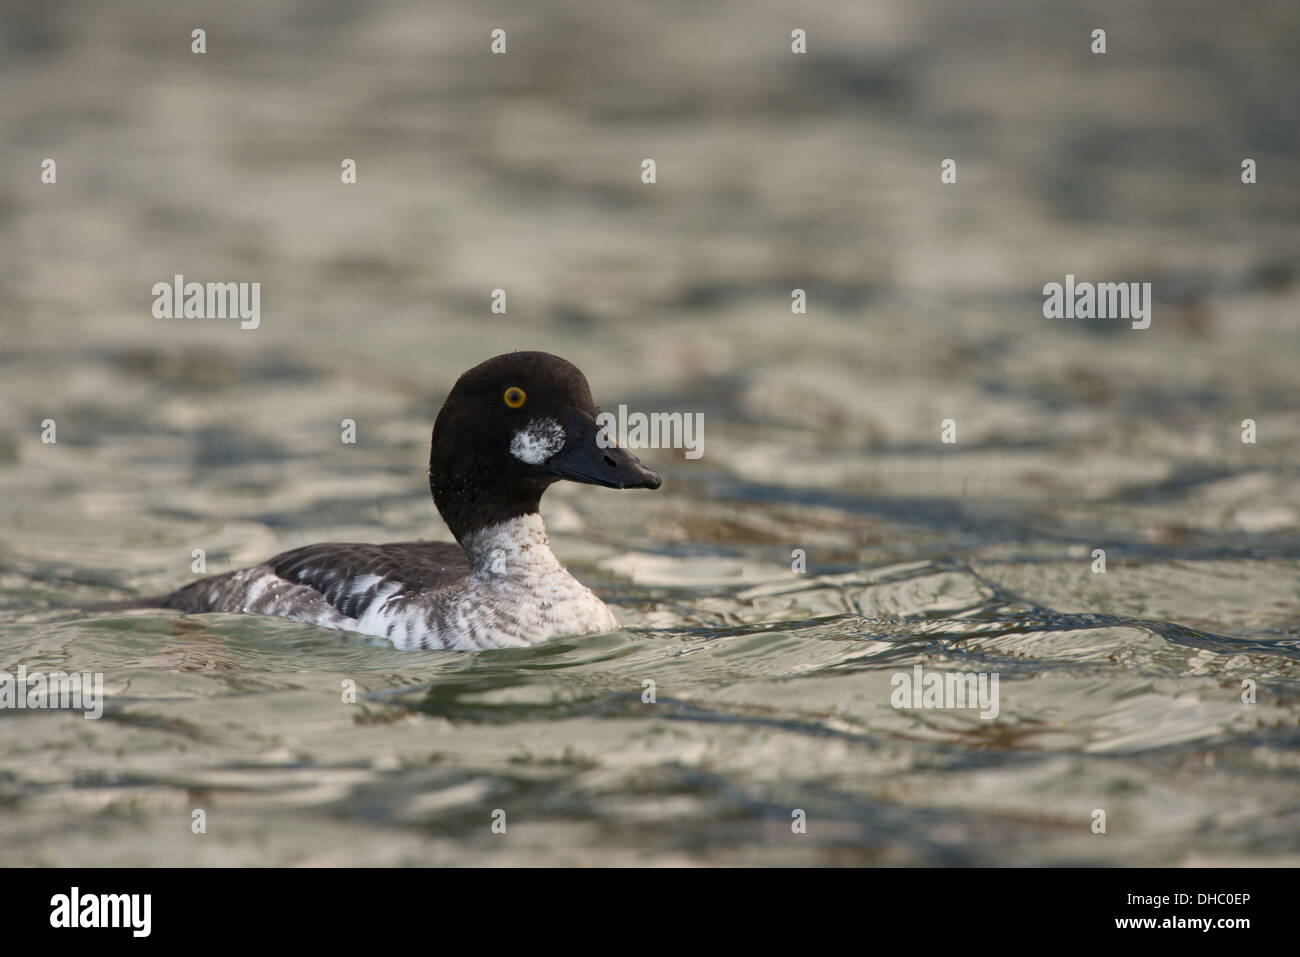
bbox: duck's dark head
[428,351,661,542]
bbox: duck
[158,351,661,650]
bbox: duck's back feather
[160,541,470,622]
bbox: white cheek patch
[509,416,566,465]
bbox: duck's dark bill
[545,410,662,489]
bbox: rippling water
[1,0,1298,865]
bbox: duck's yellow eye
[503,386,526,409]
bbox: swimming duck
[159,351,661,650]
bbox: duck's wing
[160,541,471,624]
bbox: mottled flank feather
[270,541,469,618]
[160,516,619,651]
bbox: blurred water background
[1,0,1298,864]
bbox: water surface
[1,0,1298,865]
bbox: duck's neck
[458,512,565,578]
